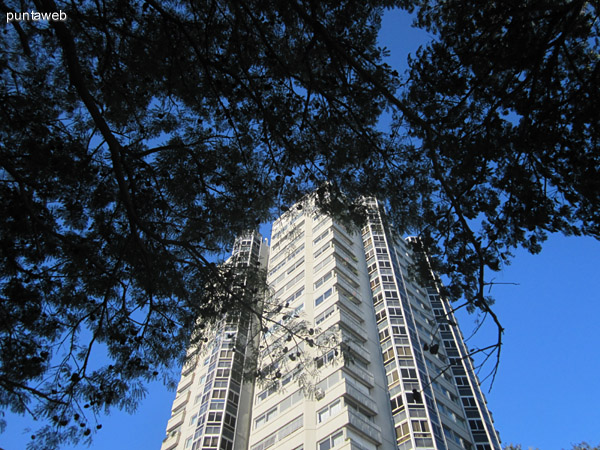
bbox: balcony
[344,383,377,414]
[334,257,360,283]
[171,389,190,413]
[317,305,365,338]
[337,294,363,318]
[344,364,375,388]
[161,430,180,450]
[338,309,365,332]
[347,409,383,444]
[321,407,382,445]
[166,408,186,433]
[177,371,195,393]
[335,277,361,302]
[337,439,373,450]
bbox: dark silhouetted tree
[1,0,598,447]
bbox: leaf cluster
[1,0,599,446]
[1,0,392,446]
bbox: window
[287,257,305,275]
[224,413,236,428]
[317,399,342,423]
[313,217,329,234]
[282,372,293,386]
[443,426,462,445]
[314,254,334,273]
[268,259,287,278]
[229,391,239,405]
[333,239,355,260]
[316,370,341,392]
[256,383,278,404]
[469,419,485,431]
[379,328,390,342]
[400,368,417,380]
[370,277,380,289]
[314,271,333,289]
[284,286,304,305]
[316,349,337,368]
[392,325,407,336]
[194,423,204,440]
[387,369,399,386]
[395,422,410,443]
[390,395,404,414]
[220,438,233,450]
[346,398,373,421]
[456,376,469,386]
[254,407,278,429]
[412,420,430,432]
[207,412,222,423]
[335,269,359,289]
[396,346,412,357]
[462,397,477,408]
[319,430,344,450]
[313,229,331,245]
[315,288,333,307]
[406,391,423,404]
[382,348,394,363]
[280,389,304,412]
[372,292,384,305]
[209,400,225,410]
[277,415,303,440]
[203,436,219,448]
[316,306,335,325]
[205,425,221,435]
[385,290,399,299]
[314,242,332,259]
[283,271,304,292]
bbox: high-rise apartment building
[160,231,270,450]
[160,198,501,450]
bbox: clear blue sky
[3,7,600,450]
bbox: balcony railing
[347,409,383,444]
[317,306,365,339]
[344,364,375,387]
[337,439,373,450]
[171,390,190,413]
[335,277,361,302]
[320,407,382,445]
[166,409,185,433]
[337,294,363,318]
[345,382,377,413]
[161,430,180,450]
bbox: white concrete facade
[160,199,501,450]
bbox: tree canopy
[1,0,598,447]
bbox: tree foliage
[1,0,598,447]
